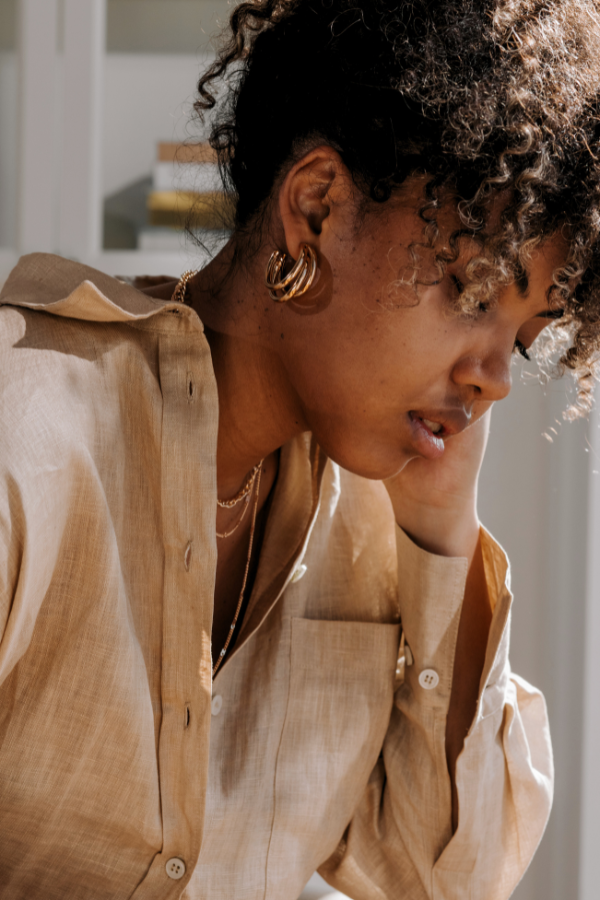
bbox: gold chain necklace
[216,489,252,539]
[213,463,263,677]
[216,462,263,539]
[217,462,262,509]
[171,269,197,305]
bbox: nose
[451,349,512,402]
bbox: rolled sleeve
[319,525,553,900]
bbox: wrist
[392,497,480,563]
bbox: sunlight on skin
[143,150,568,832]
[145,149,566,493]
[142,147,567,560]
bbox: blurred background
[0,2,598,898]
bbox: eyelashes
[448,271,541,362]
[514,339,531,361]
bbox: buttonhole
[184,542,193,572]
[186,373,196,402]
[184,705,191,729]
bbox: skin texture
[144,147,567,829]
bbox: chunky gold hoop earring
[265,243,318,302]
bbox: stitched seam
[262,617,295,900]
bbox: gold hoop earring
[265,243,318,302]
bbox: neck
[188,242,308,499]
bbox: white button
[211,694,223,716]
[291,564,307,583]
[165,857,186,880]
[418,669,440,690]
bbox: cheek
[288,320,430,421]
[286,253,462,413]
[328,228,403,303]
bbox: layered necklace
[170,268,266,678]
[212,460,264,676]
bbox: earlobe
[265,244,318,302]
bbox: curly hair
[195,0,600,414]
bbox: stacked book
[146,142,234,232]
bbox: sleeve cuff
[395,524,513,711]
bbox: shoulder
[0,305,154,472]
[0,301,95,355]
[0,304,101,404]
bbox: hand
[384,406,492,562]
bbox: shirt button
[211,694,223,716]
[165,858,186,880]
[418,669,440,690]
[291,564,307,583]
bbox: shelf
[82,248,213,279]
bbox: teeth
[422,418,443,434]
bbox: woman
[1,1,599,898]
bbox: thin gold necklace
[216,461,264,539]
[216,493,252,540]
[213,464,263,677]
[217,462,262,508]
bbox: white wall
[102,2,231,198]
[103,52,210,196]
[106,0,230,54]
[0,51,17,248]
[579,403,600,900]
[479,369,591,900]
[0,0,16,52]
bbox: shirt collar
[3,253,332,664]
[0,253,200,327]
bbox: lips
[407,408,472,459]
[422,417,443,434]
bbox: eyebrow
[455,239,564,309]
[456,236,532,297]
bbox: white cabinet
[3,0,231,281]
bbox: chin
[315,433,414,482]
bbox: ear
[277,146,355,261]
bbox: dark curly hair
[195,0,600,414]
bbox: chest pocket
[265,617,401,897]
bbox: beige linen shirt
[0,254,553,900]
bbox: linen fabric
[0,254,553,900]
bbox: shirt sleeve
[318,525,554,900]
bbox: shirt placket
[132,311,218,899]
